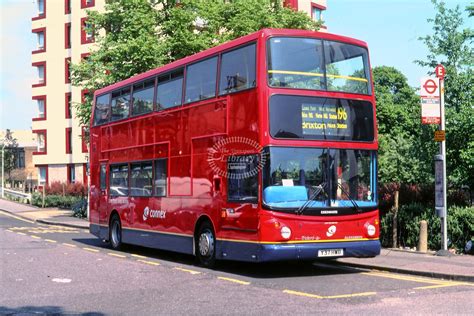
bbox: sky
[0,0,472,130]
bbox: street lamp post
[1,141,5,199]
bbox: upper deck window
[267,37,371,95]
[156,68,183,110]
[219,44,256,95]
[111,87,130,121]
[93,94,110,126]
[268,37,325,90]
[324,41,371,95]
[132,79,154,116]
[185,57,217,104]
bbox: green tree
[373,66,439,247]
[71,0,320,126]
[373,66,437,186]
[415,0,474,192]
[1,130,19,180]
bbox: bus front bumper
[216,239,381,262]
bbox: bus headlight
[367,224,376,236]
[281,226,291,239]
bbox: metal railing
[1,187,32,200]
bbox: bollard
[418,220,428,253]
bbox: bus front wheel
[196,221,216,268]
[109,214,122,250]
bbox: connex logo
[143,206,166,221]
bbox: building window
[67,164,76,183]
[311,3,326,22]
[38,165,48,186]
[32,62,46,87]
[33,130,47,155]
[65,58,71,83]
[66,128,72,154]
[283,0,298,10]
[32,95,46,121]
[65,93,72,118]
[81,18,94,44]
[65,0,71,14]
[81,0,95,9]
[81,53,91,61]
[81,89,91,103]
[32,28,46,54]
[65,23,71,49]
[13,149,26,169]
[18,150,25,169]
[38,0,45,15]
[38,99,45,117]
[37,32,45,50]
[33,0,46,20]
[81,127,88,153]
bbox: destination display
[269,95,374,141]
[301,103,349,136]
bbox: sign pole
[439,76,448,252]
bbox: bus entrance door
[98,162,109,239]
[221,155,259,237]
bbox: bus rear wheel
[196,221,216,268]
[109,214,122,250]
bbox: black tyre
[109,214,122,250]
[195,221,216,268]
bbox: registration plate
[317,249,344,257]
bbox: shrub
[380,203,474,252]
[378,182,470,215]
[72,199,88,219]
[32,193,85,209]
[45,181,87,197]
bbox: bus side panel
[122,228,194,254]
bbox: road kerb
[333,261,474,283]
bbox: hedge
[380,203,474,252]
[32,193,83,209]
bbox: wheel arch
[109,209,120,226]
[193,214,216,256]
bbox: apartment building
[285,0,327,28]
[31,0,105,187]
[30,0,325,187]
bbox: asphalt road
[1,211,473,315]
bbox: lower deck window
[154,159,167,197]
[110,164,129,196]
[130,162,153,196]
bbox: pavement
[0,198,89,229]
[1,197,472,282]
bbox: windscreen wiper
[335,181,361,212]
[296,182,326,215]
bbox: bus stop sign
[420,77,440,124]
[435,64,445,79]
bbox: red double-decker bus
[89,28,380,266]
